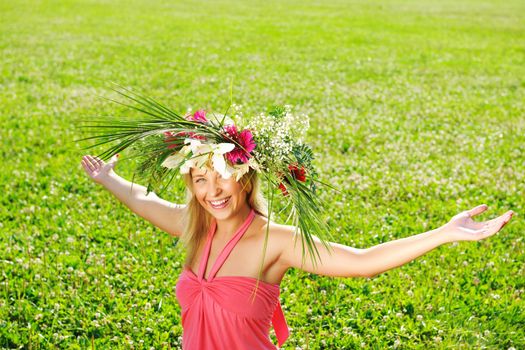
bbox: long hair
[180,168,268,269]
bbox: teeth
[210,197,229,206]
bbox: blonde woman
[81,153,514,350]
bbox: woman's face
[190,167,249,220]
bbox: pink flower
[163,131,182,150]
[188,110,208,123]
[223,124,256,164]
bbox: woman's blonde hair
[180,168,268,269]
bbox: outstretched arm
[278,204,514,278]
[81,154,186,237]
[82,154,147,208]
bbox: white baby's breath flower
[245,107,308,169]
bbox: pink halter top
[175,209,290,349]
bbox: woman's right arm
[81,155,186,237]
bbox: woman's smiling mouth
[208,196,231,209]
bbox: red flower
[222,124,256,164]
[288,164,306,182]
[277,164,307,197]
[278,183,289,197]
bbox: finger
[85,155,95,166]
[81,159,91,173]
[483,214,512,237]
[92,156,104,166]
[482,211,513,226]
[467,204,488,218]
[474,222,503,240]
[103,155,118,170]
[88,156,101,164]
[491,211,514,226]
[500,212,514,228]
[86,155,101,169]
[82,156,96,172]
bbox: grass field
[1,0,524,348]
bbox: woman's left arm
[278,204,514,278]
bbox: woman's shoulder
[251,214,297,245]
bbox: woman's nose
[208,178,222,195]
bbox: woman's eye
[195,178,205,183]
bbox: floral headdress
[76,85,337,276]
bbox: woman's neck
[213,205,253,240]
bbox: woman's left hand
[441,204,514,242]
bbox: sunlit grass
[1,0,524,348]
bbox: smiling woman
[180,167,269,273]
[190,167,250,215]
[78,88,515,350]
[81,152,514,349]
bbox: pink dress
[175,209,290,349]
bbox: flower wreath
[76,85,337,276]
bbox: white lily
[209,143,235,179]
[180,139,219,174]
[162,139,236,178]
[161,142,192,170]
[231,157,259,181]
[161,152,186,169]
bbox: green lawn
[1,0,524,348]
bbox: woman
[81,153,514,349]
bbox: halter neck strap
[198,209,256,282]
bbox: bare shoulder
[251,215,296,240]
[257,216,369,278]
[239,215,299,282]
[250,215,298,263]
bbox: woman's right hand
[81,154,119,185]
